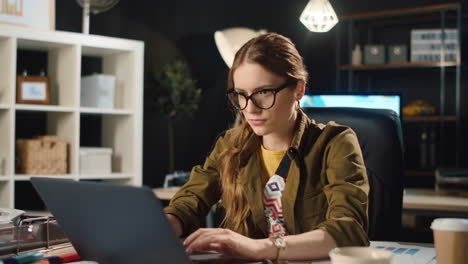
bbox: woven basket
[16,136,68,175]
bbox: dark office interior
[52,0,468,188]
[7,0,468,247]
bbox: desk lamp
[214,27,267,68]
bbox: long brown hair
[218,33,308,235]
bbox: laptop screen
[300,94,401,116]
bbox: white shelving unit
[0,25,144,209]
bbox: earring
[295,101,300,111]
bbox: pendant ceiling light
[299,0,339,33]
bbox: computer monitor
[300,94,401,116]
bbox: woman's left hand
[183,228,272,260]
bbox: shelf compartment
[15,111,79,174]
[102,115,136,176]
[339,61,458,70]
[402,115,456,122]
[80,49,142,112]
[0,37,15,105]
[80,107,133,115]
[15,104,75,112]
[79,114,138,183]
[17,40,80,108]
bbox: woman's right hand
[166,214,183,237]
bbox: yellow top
[260,145,287,185]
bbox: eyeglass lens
[228,90,276,110]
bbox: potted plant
[151,60,201,173]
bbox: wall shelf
[15,104,76,112]
[402,115,457,122]
[339,3,460,20]
[79,173,133,180]
[80,107,133,115]
[14,175,76,181]
[0,25,144,209]
[404,170,435,177]
[336,2,462,175]
[339,61,458,70]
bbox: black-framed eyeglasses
[226,81,295,110]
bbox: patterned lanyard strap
[263,153,292,237]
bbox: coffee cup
[329,246,393,264]
[431,218,468,264]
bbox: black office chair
[303,107,404,241]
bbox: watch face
[274,237,286,248]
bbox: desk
[403,188,468,217]
[155,187,468,214]
[180,241,435,264]
[154,187,180,200]
[39,242,432,264]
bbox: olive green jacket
[164,110,370,247]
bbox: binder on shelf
[411,29,459,62]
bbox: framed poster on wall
[0,0,55,31]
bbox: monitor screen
[300,95,401,116]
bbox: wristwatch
[272,236,287,261]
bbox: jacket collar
[289,109,310,154]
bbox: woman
[164,33,369,261]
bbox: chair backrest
[303,107,404,241]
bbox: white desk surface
[155,187,468,213]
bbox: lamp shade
[300,0,339,33]
[214,27,267,68]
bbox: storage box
[80,74,116,109]
[411,29,459,62]
[387,45,407,63]
[79,147,112,175]
[364,45,385,64]
[16,136,68,175]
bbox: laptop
[30,177,192,264]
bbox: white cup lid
[431,218,468,232]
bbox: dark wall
[55,0,467,187]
